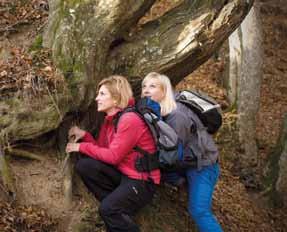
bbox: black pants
[76,157,156,232]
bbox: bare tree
[227,2,262,172]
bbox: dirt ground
[0,0,287,231]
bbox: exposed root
[6,148,44,161]
[0,145,16,201]
[62,155,73,208]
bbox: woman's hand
[65,142,80,153]
[68,126,86,142]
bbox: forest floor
[0,0,287,231]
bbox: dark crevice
[109,37,126,51]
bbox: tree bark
[237,3,262,169]
[44,0,254,102]
[44,0,156,110]
[227,3,263,170]
[227,32,239,106]
[107,0,255,93]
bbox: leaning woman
[66,75,160,232]
[141,72,222,232]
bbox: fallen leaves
[0,202,57,232]
[176,57,229,110]
[0,0,49,36]
[0,46,64,99]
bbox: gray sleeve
[165,108,192,147]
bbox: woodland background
[0,0,287,231]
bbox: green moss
[225,100,237,113]
[20,0,29,5]
[29,35,43,52]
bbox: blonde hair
[98,75,133,109]
[142,72,177,116]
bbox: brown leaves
[0,46,64,99]
[256,0,287,148]
[176,58,229,110]
[0,0,49,36]
[0,202,57,232]
[139,0,182,25]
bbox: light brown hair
[98,75,133,109]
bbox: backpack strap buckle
[134,146,159,172]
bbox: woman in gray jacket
[141,72,222,232]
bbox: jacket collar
[104,98,135,122]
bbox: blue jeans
[186,163,222,232]
[163,164,222,232]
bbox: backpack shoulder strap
[114,106,161,174]
[113,107,137,132]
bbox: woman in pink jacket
[65,75,160,232]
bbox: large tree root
[6,148,44,161]
[62,154,73,208]
[0,145,16,201]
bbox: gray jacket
[164,102,219,169]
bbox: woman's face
[96,85,117,115]
[141,78,165,103]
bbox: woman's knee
[99,199,112,218]
[75,158,100,177]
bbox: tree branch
[107,0,254,87]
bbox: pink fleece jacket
[79,109,160,184]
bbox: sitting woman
[65,75,160,232]
[141,72,222,232]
